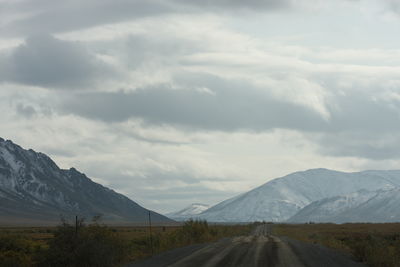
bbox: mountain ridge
[288,187,400,223]
[197,168,400,222]
[166,203,210,221]
[0,138,173,225]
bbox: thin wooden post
[75,215,78,235]
[148,211,154,256]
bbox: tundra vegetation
[0,218,252,267]
[273,223,400,267]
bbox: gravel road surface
[128,224,365,267]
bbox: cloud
[56,69,400,162]
[118,33,203,69]
[85,168,239,212]
[174,0,292,10]
[385,0,400,14]
[58,69,400,137]
[60,73,326,131]
[0,0,359,39]
[0,34,115,88]
[303,90,400,160]
[0,0,173,37]
[173,0,363,13]
[314,131,400,160]
[15,103,37,118]
[325,91,400,133]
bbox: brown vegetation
[0,219,252,267]
[273,223,400,267]
[119,219,252,262]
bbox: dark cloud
[0,0,385,39]
[60,73,326,131]
[0,0,173,37]
[59,73,400,135]
[0,0,306,38]
[57,70,400,161]
[0,34,115,88]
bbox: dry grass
[118,221,253,262]
[273,223,400,267]
[0,227,54,244]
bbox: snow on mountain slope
[166,203,210,221]
[288,187,400,223]
[287,189,378,223]
[197,169,400,222]
[0,137,173,224]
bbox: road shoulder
[281,236,366,267]
[125,243,210,267]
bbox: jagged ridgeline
[0,138,173,225]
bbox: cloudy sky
[1,0,400,213]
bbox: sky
[1,0,400,213]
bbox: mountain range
[188,169,400,223]
[3,138,400,225]
[288,187,400,223]
[0,138,172,225]
[166,203,210,221]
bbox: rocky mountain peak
[0,137,172,225]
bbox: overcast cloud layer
[1,0,400,213]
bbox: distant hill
[0,138,173,225]
[288,187,400,223]
[197,169,400,222]
[166,203,210,221]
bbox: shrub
[0,250,32,267]
[41,217,129,267]
[0,235,39,267]
[178,219,210,244]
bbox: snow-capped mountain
[197,169,400,222]
[166,203,210,221]
[0,138,172,225]
[288,187,400,223]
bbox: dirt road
[128,224,365,267]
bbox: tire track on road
[129,224,365,267]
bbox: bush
[41,217,128,267]
[178,219,210,244]
[0,250,32,267]
[0,235,39,267]
[128,219,251,259]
